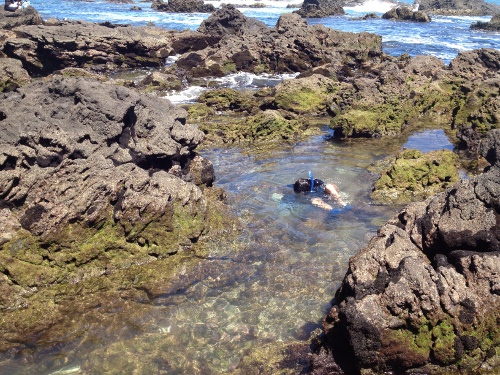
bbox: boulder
[151,0,215,13]
[312,129,500,374]
[0,5,42,29]
[470,13,500,31]
[0,57,30,91]
[0,76,221,294]
[382,6,431,22]
[416,0,500,16]
[294,0,345,18]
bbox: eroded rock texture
[0,76,219,297]
[312,129,500,374]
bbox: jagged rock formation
[312,129,500,374]
[294,0,345,18]
[415,0,500,16]
[1,8,217,76]
[176,5,381,77]
[0,76,225,302]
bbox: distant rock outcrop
[294,0,345,17]
[382,6,431,21]
[1,20,209,75]
[0,76,226,299]
[416,0,500,16]
[312,129,500,374]
[151,0,215,13]
[470,13,500,31]
[0,5,42,29]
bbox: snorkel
[308,171,314,192]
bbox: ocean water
[29,0,500,64]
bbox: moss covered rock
[196,88,258,113]
[198,110,307,145]
[371,149,460,204]
[271,74,338,115]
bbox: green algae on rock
[312,130,500,374]
[196,88,258,114]
[0,76,239,356]
[196,110,309,145]
[271,74,338,115]
[371,149,460,204]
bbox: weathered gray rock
[470,13,500,31]
[416,0,500,16]
[0,76,213,250]
[294,0,345,18]
[382,6,431,21]
[1,20,197,75]
[151,0,215,13]
[312,130,500,374]
[0,57,30,91]
[0,6,42,29]
[176,5,382,77]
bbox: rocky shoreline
[1,3,499,374]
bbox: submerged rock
[312,129,500,374]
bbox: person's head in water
[293,177,324,193]
[294,176,346,210]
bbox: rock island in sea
[0,2,500,374]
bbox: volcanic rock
[0,5,42,29]
[312,129,500,374]
[470,13,500,31]
[416,0,500,16]
[151,0,215,13]
[382,6,431,21]
[1,19,205,75]
[294,0,345,17]
[0,76,220,292]
[176,5,382,77]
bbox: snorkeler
[293,172,347,210]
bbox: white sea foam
[164,86,207,104]
[164,72,299,104]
